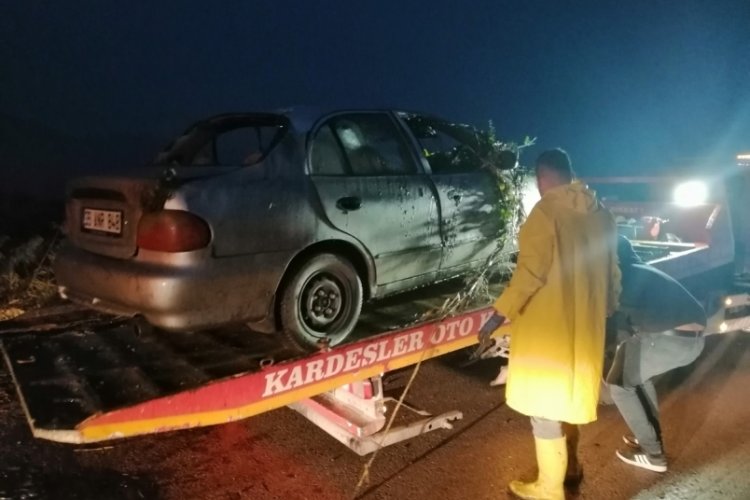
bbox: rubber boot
[563,424,583,486]
[509,436,566,500]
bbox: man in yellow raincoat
[484,149,620,500]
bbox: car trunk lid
[64,175,162,259]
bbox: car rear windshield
[154,114,288,167]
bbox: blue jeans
[606,331,704,455]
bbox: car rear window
[155,114,288,167]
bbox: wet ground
[1,316,750,499]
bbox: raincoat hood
[542,181,600,214]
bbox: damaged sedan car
[54,108,512,350]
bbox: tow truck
[585,152,750,333]
[587,155,750,331]
[2,154,749,455]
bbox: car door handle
[336,196,362,211]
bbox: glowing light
[719,321,728,333]
[521,177,541,216]
[725,297,733,307]
[673,180,708,207]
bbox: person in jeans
[606,235,707,472]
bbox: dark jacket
[617,236,707,332]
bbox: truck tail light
[136,210,211,252]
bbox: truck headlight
[673,180,707,207]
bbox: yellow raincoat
[495,182,620,424]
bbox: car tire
[279,253,363,352]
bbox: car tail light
[136,210,211,252]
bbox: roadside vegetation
[0,194,62,320]
[415,122,534,320]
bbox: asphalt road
[2,331,750,500]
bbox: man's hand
[470,312,506,361]
[478,312,505,340]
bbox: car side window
[183,125,282,166]
[310,125,348,175]
[330,114,418,176]
[215,127,268,166]
[192,140,215,166]
[402,114,482,174]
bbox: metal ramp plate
[3,325,291,442]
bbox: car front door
[399,113,503,275]
[309,112,442,288]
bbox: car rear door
[309,112,442,288]
[399,113,503,275]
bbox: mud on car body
[54,108,506,350]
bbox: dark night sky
[1,0,749,196]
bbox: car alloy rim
[301,274,346,333]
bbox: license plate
[82,208,123,235]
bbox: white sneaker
[616,448,668,472]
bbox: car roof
[200,107,440,134]
[276,106,428,133]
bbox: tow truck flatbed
[1,281,502,445]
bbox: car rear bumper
[53,243,291,331]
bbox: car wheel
[279,253,363,351]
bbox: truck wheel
[279,253,363,351]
